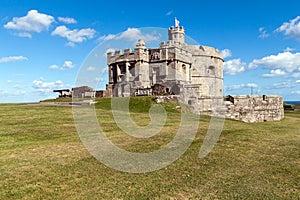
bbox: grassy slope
[0,97,299,199]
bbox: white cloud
[225,83,258,91]
[7,80,12,83]
[258,27,270,39]
[266,80,295,89]
[0,56,28,63]
[262,69,286,77]
[32,78,67,93]
[284,47,294,52]
[291,72,300,78]
[99,28,161,43]
[4,10,55,37]
[291,91,300,94]
[16,32,32,38]
[220,49,232,58]
[62,61,74,69]
[248,51,300,72]
[276,16,300,41]
[49,64,59,70]
[246,83,259,88]
[99,34,116,41]
[49,61,74,70]
[87,66,96,71]
[296,80,300,83]
[165,10,173,16]
[51,25,96,46]
[58,17,77,24]
[0,90,26,97]
[223,58,246,75]
[13,84,24,89]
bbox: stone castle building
[106,24,224,114]
[103,22,284,122]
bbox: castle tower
[134,39,150,87]
[168,25,185,44]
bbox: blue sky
[1,0,300,102]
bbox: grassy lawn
[0,97,299,199]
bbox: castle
[103,22,285,122]
[106,24,224,114]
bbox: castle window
[208,66,215,76]
[120,65,126,74]
[209,66,215,70]
[263,95,267,101]
[166,88,170,94]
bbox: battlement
[168,26,185,32]
[168,26,185,44]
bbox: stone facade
[224,95,284,122]
[106,25,223,113]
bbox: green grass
[0,97,299,199]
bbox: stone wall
[224,95,284,123]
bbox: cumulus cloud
[225,83,259,91]
[49,64,59,70]
[32,78,67,93]
[62,61,74,69]
[220,49,232,59]
[51,25,96,46]
[4,10,55,38]
[276,16,300,41]
[223,58,246,75]
[262,69,286,77]
[58,17,77,24]
[296,80,300,83]
[248,51,300,72]
[0,56,28,63]
[99,28,161,43]
[258,27,270,39]
[49,61,74,70]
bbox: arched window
[182,64,186,74]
